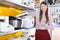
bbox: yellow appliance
[0,31,22,40]
[0,6,22,16]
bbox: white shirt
[36,13,54,30]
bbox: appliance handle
[0,19,4,22]
[21,19,23,28]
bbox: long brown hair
[39,1,49,23]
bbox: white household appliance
[22,0,35,8]
[0,16,14,32]
[17,12,35,29]
[22,15,35,29]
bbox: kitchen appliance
[22,15,35,29]
[0,16,13,32]
[22,0,29,6]
[28,0,35,8]
[22,0,34,8]
[9,12,36,29]
[16,12,36,29]
[0,24,14,33]
[9,16,23,30]
[17,13,36,29]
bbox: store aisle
[52,27,60,40]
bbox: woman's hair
[39,1,49,23]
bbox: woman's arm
[49,15,54,30]
[48,15,54,38]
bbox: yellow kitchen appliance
[0,6,22,16]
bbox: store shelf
[0,29,22,36]
[0,6,22,16]
[0,1,35,10]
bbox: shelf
[0,6,22,16]
[0,29,22,36]
[16,12,29,18]
[0,1,35,10]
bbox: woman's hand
[40,23,46,26]
[37,23,45,27]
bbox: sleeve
[35,16,40,28]
[47,15,55,30]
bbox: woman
[35,1,54,40]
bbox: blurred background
[0,0,60,40]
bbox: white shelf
[0,1,35,10]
